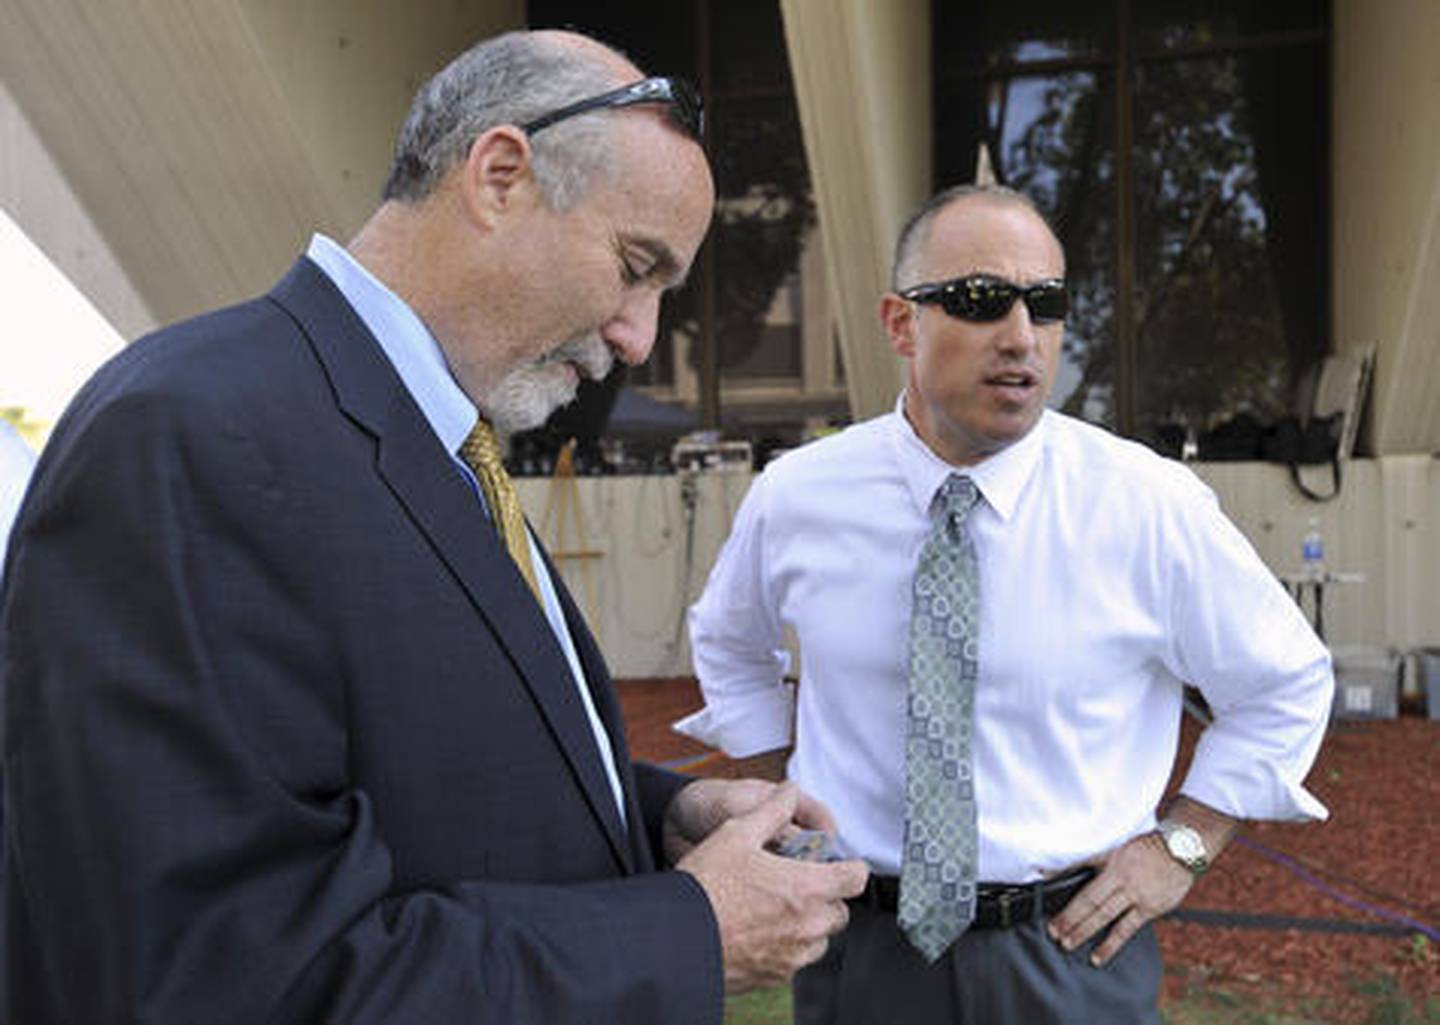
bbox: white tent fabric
[0,206,124,425]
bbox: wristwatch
[1156,819,1210,876]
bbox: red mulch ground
[617,678,1440,1021]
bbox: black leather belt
[848,868,1095,930]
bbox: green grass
[724,971,1440,1025]
[1348,974,1440,1025]
[1161,989,1331,1025]
[724,986,792,1025]
[1159,971,1440,1025]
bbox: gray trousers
[794,904,1162,1025]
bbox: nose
[994,298,1040,357]
[601,289,663,367]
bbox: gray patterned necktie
[898,473,982,963]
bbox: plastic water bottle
[1301,517,1325,579]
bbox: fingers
[739,861,857,982]
[667,779,840,858]
[671,779,869,993]
[1047,875,1134,966]
[728,781,800,847]
[1047,834,1194,967]
[816,855,870,900]
[791,788,840,835]
[1046,875,1112,952]
[665,779,785,865]
[678,799,868,995]
[1089,907,1146,967]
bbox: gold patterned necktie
[458,419,542,603]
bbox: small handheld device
[769,829,842,863]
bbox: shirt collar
[305,233,477,454]
[887,392,1047,522]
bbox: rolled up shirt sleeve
[1166,484,1334,823]
[677,474,796,758]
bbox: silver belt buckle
[996,889,1013,929]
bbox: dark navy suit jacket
[1,259,721,1023]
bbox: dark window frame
[934,0,1331,439]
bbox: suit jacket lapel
[268,258,634,873]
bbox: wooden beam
[0,0,522,326]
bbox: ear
[457,125,538,229]
[880,292,919,358]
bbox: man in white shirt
[680,184,1333,1023]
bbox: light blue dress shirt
[305,234,626,824]
[0,418,36,583]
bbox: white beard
[482,334,614,436]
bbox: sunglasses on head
[900,273,1068,325]
[521,76,705,144]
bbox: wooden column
[0,0,521,325]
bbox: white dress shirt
[305,234,627,825]
[678,404,1332,882]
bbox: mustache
[541,335,614,382]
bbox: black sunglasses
[521,76,705,143]
[900,273,1068,325]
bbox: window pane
[938,70,1120,427]
[710,1,792,93]
[936,0,1115,68]
[527,0,698,82]
[1134,0,1327,52]
[718,274,802,379]
[1131,50,1327,444]
[709,93,813,384]
[1003,72,1118,426]
[933,0,1328,448]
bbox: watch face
[1161,822,1208,872]
[1169,829,1203,860]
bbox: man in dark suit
[1,29,866,1024]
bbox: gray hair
[891,184,1054,290]
[382,32,624,210]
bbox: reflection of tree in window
[637,100,814,386]
[933,0,1328,450]
[527,0,821,453]
[1001,72,1117,426]
[1131,56,1291,438]
[708,98,813,381]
